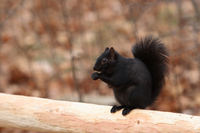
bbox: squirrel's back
[132,36,169,105]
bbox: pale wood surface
[0,93,200,133]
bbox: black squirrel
[91,36,169,116]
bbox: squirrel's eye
[102,58,107,63]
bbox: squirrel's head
[93,47,116,73]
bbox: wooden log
[0,93,200,133]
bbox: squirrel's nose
[93,66,97,71]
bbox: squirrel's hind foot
[110,105,124,113]
[110,105,133,116]
[122,107,133,116]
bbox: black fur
[91,36,169,116]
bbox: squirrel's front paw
[91,72,99,80]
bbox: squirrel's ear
[109,47,115,59]
[105,47,109,52]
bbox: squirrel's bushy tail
[132,36,169,105]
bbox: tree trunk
[0,93,200,133]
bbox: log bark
[0,93,200,133]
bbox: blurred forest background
[0,0,200,132]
